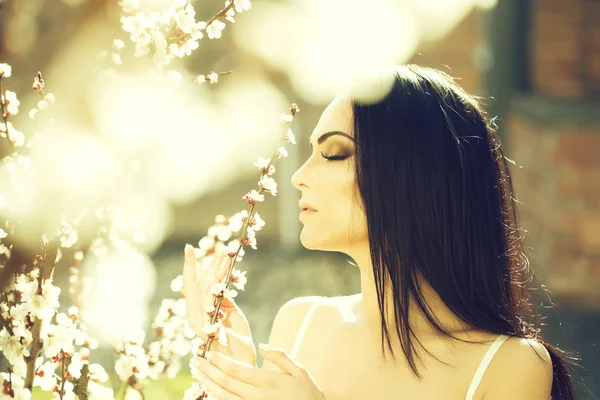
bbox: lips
[298,201,317,212]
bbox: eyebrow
[309,131,354,148]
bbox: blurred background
[0,0,598,398]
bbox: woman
[183,64,577,400]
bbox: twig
[0,77,14,148]
[73,364,90,400]
[23,239,59,390]
[206,1,235,27]
[6,368,14,397]
[59,351,66,400]
[201,105,299,356]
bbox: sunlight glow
[80,245,157,348]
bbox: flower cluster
[0,265,109,400]
[185,103,299,399]
[1,0,298,395]
[0,64,24,147]
[0,65,120,399]
[29,71,56,121]
[119,0,251,70]
[145,293,195,380]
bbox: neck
[345,242,472,345]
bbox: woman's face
[291,97,368,253]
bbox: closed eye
[320,152,350,161]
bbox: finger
[182,244,196,295]
[258,345,309,380]
[215,254,231,281]
[204,250,227,284]
[195,355,259,398]
[196,370,244,400]
[205,351,276,388]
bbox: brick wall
[507,111,600,305]
[530,0,600,98]
[506,0,600,305]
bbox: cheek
[344,181,368,244]
[299,168,368,249]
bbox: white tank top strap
[465,334,511,400]
[290,296,325,360]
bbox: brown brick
[553,130,600,168]
[579,214,600,254]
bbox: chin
[299,229,341,252]
[299,232,320,250]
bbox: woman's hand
[193,344,326,400]
[183,244,257,367]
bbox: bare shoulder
[481,336,553,400]
[261,296,323,370]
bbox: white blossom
[29,108,40,120]
[245,228,257,250]
[68,352,86,379]
[173,3,198,34]
[275,146,288,159]
[201,320,227,345]
[231,269,247,291]
[0,122,25,147]
[15,271,38,297]
[224,3,236,23]
[34,361,58,391]
[170,275,183,292]
[3,90,20,115]
[119,0,140,13]
[242,189,264,204]
[54,380,75,400]
[206,20,226,39]
[225,240,245,260]
[284,128,296,144]
[249,212,265,231]
[228,210,248,233]
[37,99,49,111]
[44,93,56,104]
[1,335,30,368]
[89,363,109,383]
[258,175,277,195]
[184,382,206,400]
[1,373,31,400]
[234,0,251,13]
[178,38,200,57]
[59,221,78,248]
[112,52,123,65]
[198,236,216,251]
[207,223,233,240]
[88,381,114,399]
[0,63,12,78]
[113,38,125,50]
[115,345,149,381]
[253,157,270,171]
[207,71,219,84]
[40,313,87,364]
[10,303,28,322]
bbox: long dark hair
[350,64,579,399]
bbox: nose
[291,159,310,190]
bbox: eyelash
[320,152,349,161]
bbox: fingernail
[185,244,193,256]
[259,343,271,352]
[205,351,213,361]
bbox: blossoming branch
[184,103,299,400]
